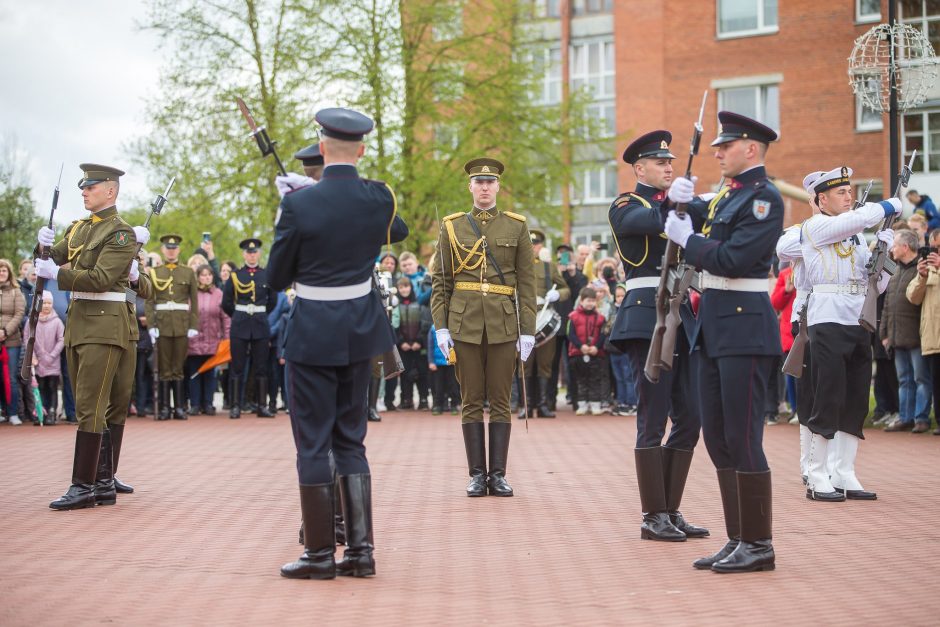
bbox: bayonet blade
[236,96,259,133]
[163,176,176,199]
[54,162,64,189]
[695,90,708,131]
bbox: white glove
[436,328,453,357]
[877,228,894,248]
[149,328,159,342]
[129,259,140,282]
[187,329,199,338]
[275,172,315,198]
[545,288,560,303]
[38,226,55,248]
[133,226,150,246]
[883,197,902,214]
[667,176,697,204]
[664,210,694,247]
[517,334,535,362]
[34,257,59,280]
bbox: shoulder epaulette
[504,211,526,222]
[443,212,464,221]
[612,194,632,208]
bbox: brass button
[736,306,743,313]
[100,310,104,314]
[636,300,642,304]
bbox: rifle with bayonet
[20,164,64,386]
[142,177,176,421]
[858,151,915,332]
[783,179,873,377]
[236,96,288,176]
[644,90,707,384]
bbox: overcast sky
[0,0,162,224]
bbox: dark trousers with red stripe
[698,353,773,472]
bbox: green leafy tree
[0,139,43,262]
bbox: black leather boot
[94,428,116,505]
[50,430,102,511]
[487,422,514,496]
[462,422,487,497]
[281,483,337,579]
[663,447,709,538]
[172,381,188,420]
[229,377,241,419]
[693,468,740,569]
[256,378,275,417]
[712,470,775,573]
[110,423,134,494]
[367,376,382,422]
[157,381,171,420]
[636,447,685,541]
[537,377,556,418]
[336,474,375,577]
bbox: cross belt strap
[234,304,267,314]
[812,282,867,296]
[294,279,372,301]
[623,277,660,292]
[71,291,126,302]
[699,272,768,293]
[454,281,515,296]
[155,302,191,311]
[465,213,507,286]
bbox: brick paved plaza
[2,409,938,626]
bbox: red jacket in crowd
[567,305,607,358]
[770,266,795,352]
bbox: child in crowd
[567,287,610,416]
[26,291,64,425]
[393,277,432,410]
[428,323,460,415]
[607,284,638,416]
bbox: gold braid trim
[66,222,87,263]
[231,272,256,302]
[149,268,174,292]
[702,186,732,237]
[445,219,485,274]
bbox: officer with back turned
[269,107,408,580]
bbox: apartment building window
[856,94,883,132]
[902,110,940,172]
[570,40,615,98]
[900,0,940,55]
[572,162,618,203]
[585,102,616,138]
[856,0,880,22]
[431,2,463,42]
[855,180,883,203]
[572,0,613,15]
[718,83,780,133]
[717,0,778,38]
[532,46,562,105]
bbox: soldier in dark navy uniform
[269,107,408,580]
[664,111,782,573]
[221,238,277,418]
[294,143,325,181]
[608,130,707,543]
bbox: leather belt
[156,302,191,311]
[623,277,660,292]
[294,279,372,301]
[812,282,867,296]
[72,291,126,303]
[699,272,768,293]
[454,281,515,296]
[235,304,267,314]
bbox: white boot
[799,424,811,480]
[826,434,838,479]
[830,432,876,500]
[805,433,843,501]
[589,402,603,415]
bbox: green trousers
[66,343,130,433]
[454,336,517,424]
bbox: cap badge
[660,140,668,149]
[841,166,848,177]
[481,165,490,173]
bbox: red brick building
[528,0,939,243]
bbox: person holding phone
[553,243,586,411]
[906,228,940,435]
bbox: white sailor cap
[802,171,825,195]
[810,166,853,194]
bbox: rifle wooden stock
[644,240,679,383]
[381,346,404,380]
[658,264,697,373]
[782,309,809,378]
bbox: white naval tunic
[776,225,812,323]
[798,201,892,326]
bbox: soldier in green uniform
[518,228,568,418]
[146,235,199,420]
[431,158,537,498]
[34,164,151,511]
